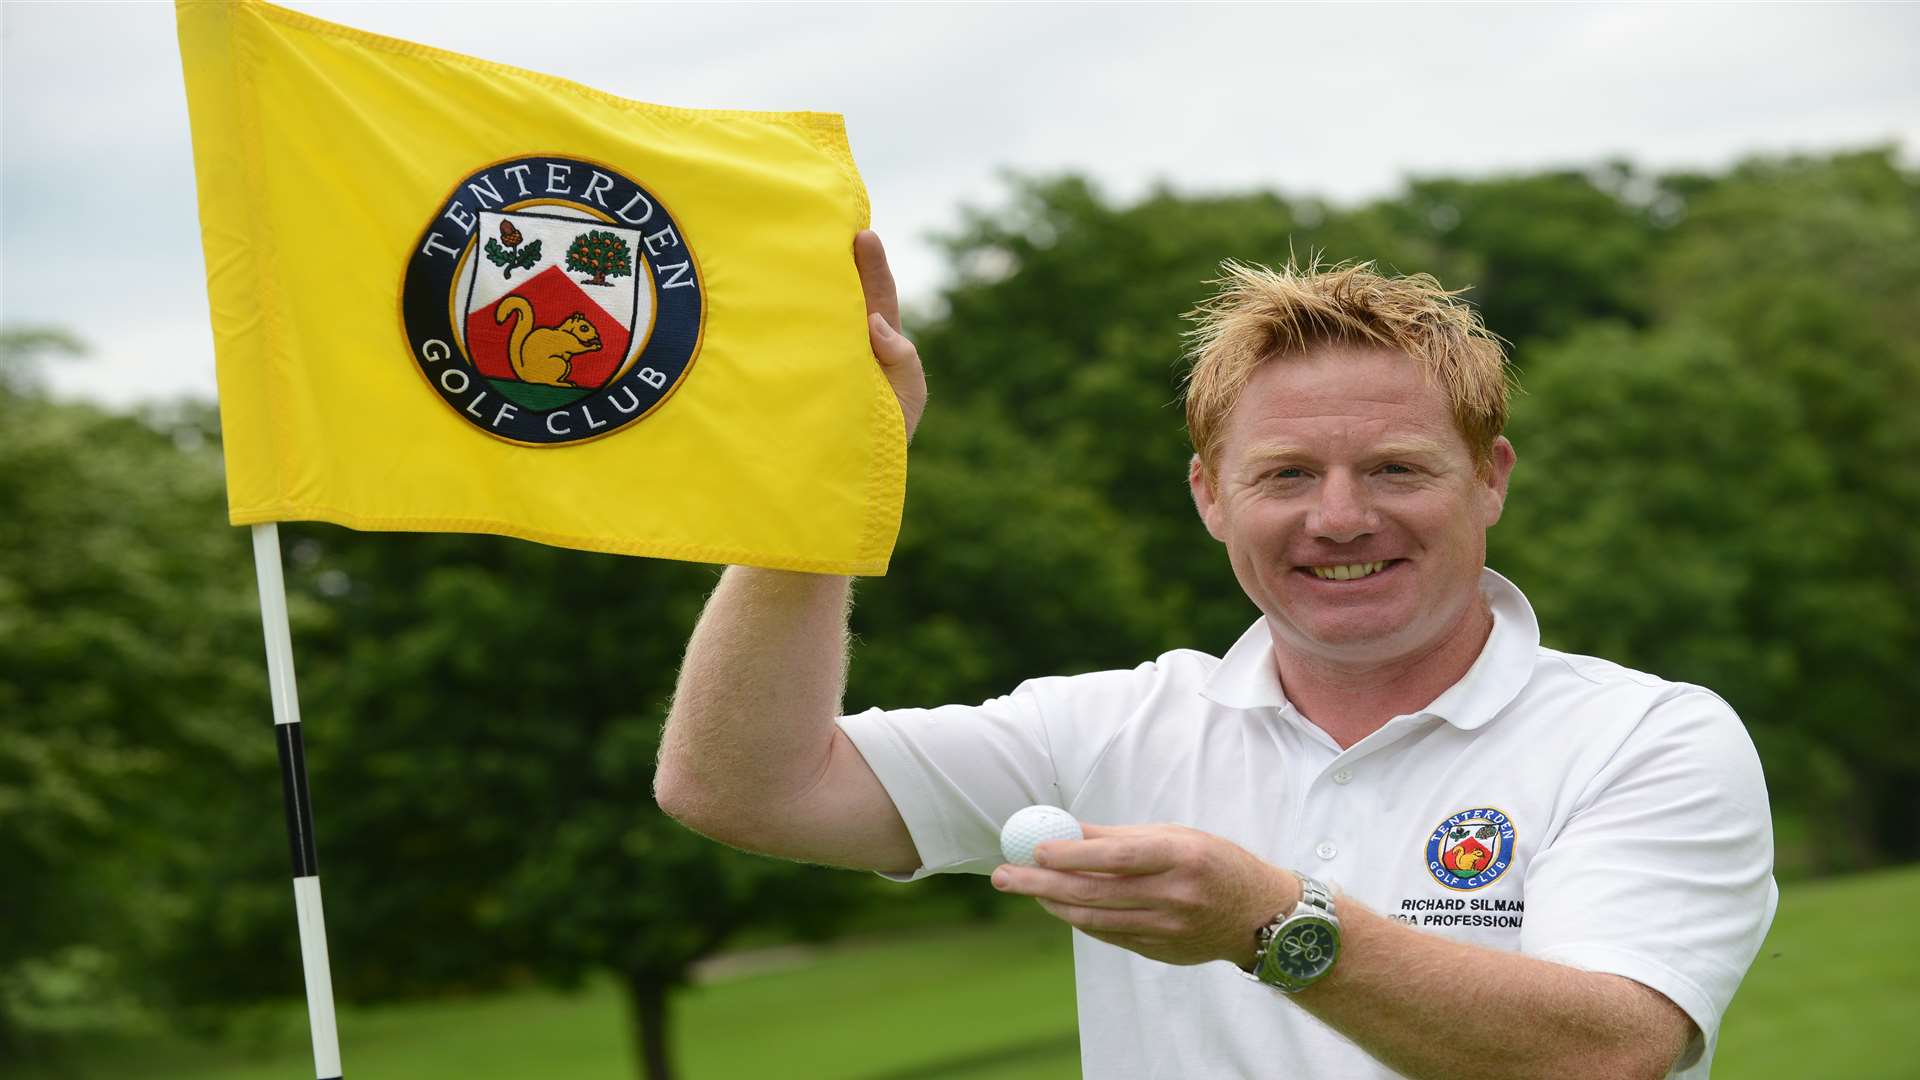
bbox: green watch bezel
[1255,913,1340,991]
[1248,871,1342,993]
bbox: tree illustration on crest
[566,229,633,288]
[483,218,541,279]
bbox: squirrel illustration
[493,295,601,387]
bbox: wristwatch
[1241,871,1341,993]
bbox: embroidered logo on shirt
[1425,807,1516,891]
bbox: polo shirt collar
[1421,568,1540,731]
[1198,568,1541,732]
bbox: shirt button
[1332,768,1353,785]
[1315,842,1338,860]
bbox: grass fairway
[19,907,1079,1080]
[21,863,1920,1078]
[1713,862,1920,1079]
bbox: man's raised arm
[653,231,927,875]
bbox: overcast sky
[2,1,1916,406]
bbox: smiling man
[656,237,1777,1079]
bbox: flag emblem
[402,155,704,445]
[1424,807,1516,891]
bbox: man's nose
[1307,471,1376,543]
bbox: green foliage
[1372,165,1666,349]
[567,230,633,287]
[0,360,270,1051]
[483,236,542,279]
[207,531,884,1080]
[7,146,1917,1073]
[1494,148,1920,867]
[851,404,1176,706]
[912,150,1919,871]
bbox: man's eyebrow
[1242,444,1314,464]
[1370,437,1454,459]
[1240,437,1454,464]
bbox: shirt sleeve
[836,664,1157,881]
[1520,686,1778,1072]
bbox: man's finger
[993,865,1150,908]
[853,229,901,332]
[1035,898,1172,937]
[1035,835,1174,875]
[867,312,917,370]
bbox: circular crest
[1424,807,1516,891]
[400,155,703,445]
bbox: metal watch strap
[1295,872,1334,918]
[1242,870,1338,987]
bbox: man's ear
[1189,454,1227,542]
[1482,437,1517,527]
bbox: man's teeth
[1310,561,1389,581]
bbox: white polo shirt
[838,569,1777,1079]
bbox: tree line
[2,147,1913,1078]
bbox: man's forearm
[654,567,853,830]
[996,825,1698,1079]
[1294,892,1692,1080]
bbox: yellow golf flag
[176,0,904,574]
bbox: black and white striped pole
[250,523,344,1080]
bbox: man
[655,231,1776,1078]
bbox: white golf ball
[1000,805,1083,866]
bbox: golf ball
[1000,805,1083,866]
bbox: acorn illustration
[499,219,523,248]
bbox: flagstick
[251,523,344,1080]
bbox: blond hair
[1182,259,1513,476]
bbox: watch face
[1272,917,1338,983]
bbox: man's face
[1189,346,1515,669]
